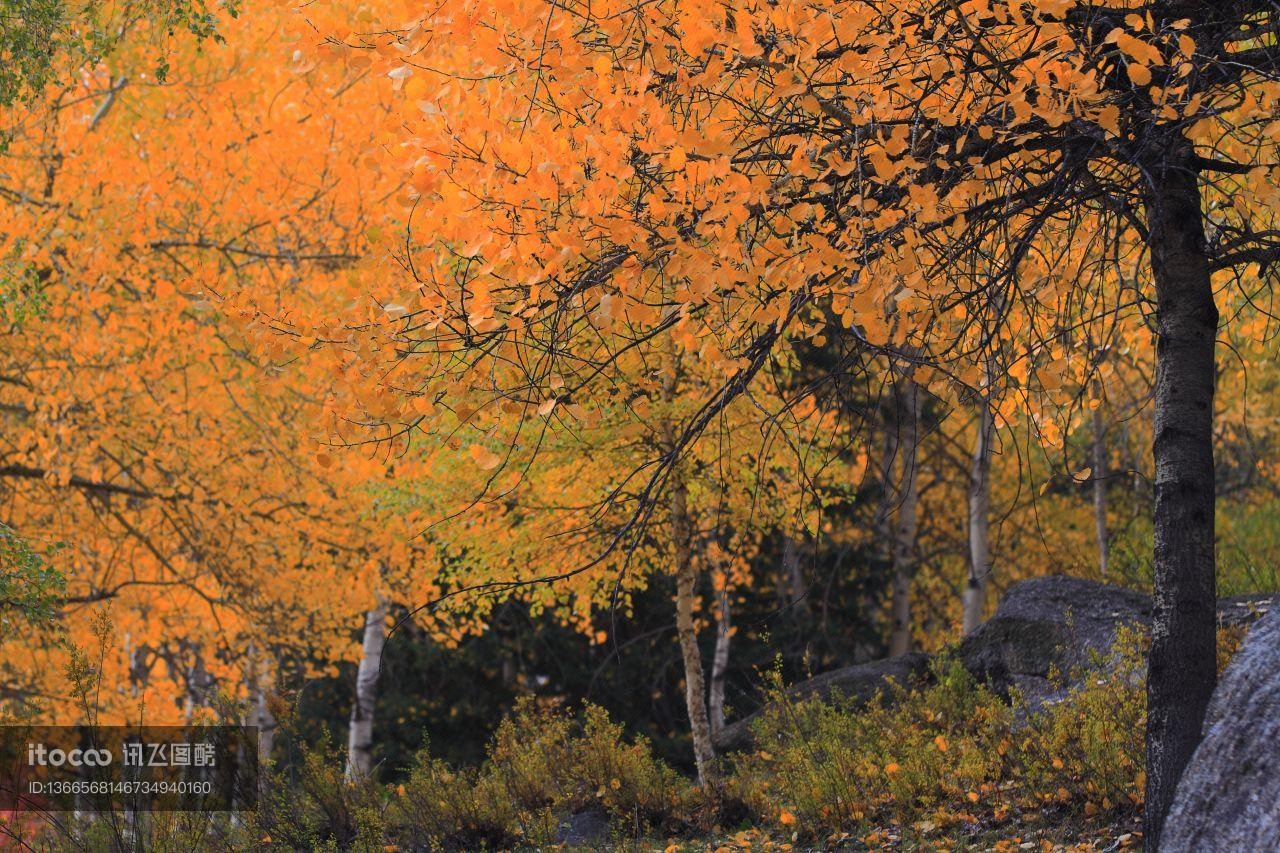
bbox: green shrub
[391,755,521,850]
[1014,627,1146,816]
[732,639,1157,843]
[248,733,387,852]
[732,656,1011,836]
[388,699,693,849]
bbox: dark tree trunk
[1142,137,1218,848]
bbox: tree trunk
[963,374,993,636]
[1142,138,1218,849]
[709,569,731,738]
[1092,384,1110,577]
[346,599,389,780]
[876,411,900,649]
[245,647,277,812]
[780,535,807,609]
[248,648,278,766]
[672,472,718,787]
[889,379,920,656]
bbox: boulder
[1217,592,1277,627]
[1163,602,1280,851]
[712,652,931,751]
[957,575,1151,706]
[713,577,1275,752]
[554,805,608,846]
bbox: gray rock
[958,575,1151,706]
[1163,605,1280,852]
[713,577,1275,757]
[1216,592,1276,627]
[554,805,608,846]
[712,652,932,751]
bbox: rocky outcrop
[712,652,931,751]
[1162,602,1280,852]
[957,575,1151,707]
[713,577,1276,751]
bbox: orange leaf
[1127,63,1152,86]
[468,444,502,470]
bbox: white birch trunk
[708,572,731,738]
[963,377,993,636]
[1092,388,1110,576]
[672,474,717,787]
[889,379,920,656]
[345,599,389,780]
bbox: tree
[0,0,464,736]
[294,1,1280,838]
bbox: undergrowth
[731,628,1147,846]
[9,629,1169,851]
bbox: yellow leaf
[933,734,948,752]
[779,809,797,826]
[884,762,901,775]
[468,444,501,470]
[404,76,429,99]
[1127,63,1152,86]
[460,238,488,258]
[668,146,688,170]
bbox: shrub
[248,733,387,852]
[732,655,1012,837]
[388,698,693,849]
[1013,627,1147,816]
[732,637,1159,843]
[391,755,521,850]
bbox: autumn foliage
[1,0,1280,848]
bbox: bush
[732,656,1011,837]
[733,636,1157,844]
[1014,627,1146,816]
[388,698,693,849]
[391,756,521,850]
[248,733,387,852]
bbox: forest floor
[552,804,1144,851]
